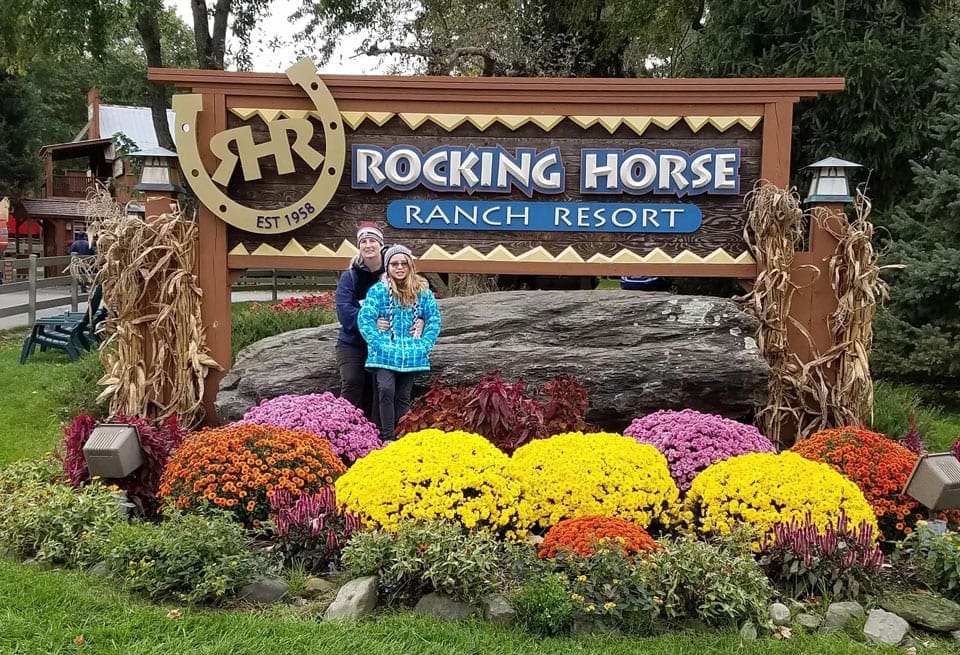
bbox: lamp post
[804,157,862,204]
[131,147,183,219]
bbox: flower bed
[791,425,923,540]
[683,451,878,544]
[624,409,775,492]
[510,432,679,532]
[159,423,346,527]
[538,515,658,559]
[335,429,531,538]
[241,393,381,464]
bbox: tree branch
[135,10,175,150]
[363,43,510,76]
[190,0,212,67]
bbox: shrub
[791,426,922,541]
[624,409,775,492]
[760,511,884,600]
[396,371,592,453]
[54,352,107,422]
[268,293,334,313]
[639,532,773,627]
[100,511,265,604]
[268,486,361,573]
[159,423,346,527]
[538,516,658,559]
[341,520,508,605]
[335,429,530,538]
[0,478,124,567]
[232,302,335,359]
[241,393,381,464]
[870,380,940,442]
[60,414,186,518]
[0,456,64,495]
[897,523,960,600]
[510,432,679,532]
[683,452,878,545]
[510,575,576,637]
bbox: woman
[357,245,441,442]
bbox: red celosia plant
[538,515,658,559]
[397,371,592,454]
[268,486,361,573]
[60,413,186,518]
[899,412,924,455]
[791,426,922,541]
[159,423,346,527]
[760,510,884,600]
[269,292,334,313]
[952,436,960,460]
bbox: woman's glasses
[389,261,410,269]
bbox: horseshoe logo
[173,59,345,234]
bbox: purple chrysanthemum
[241,393,381,464]
[624,409,775,492]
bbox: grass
[871,381,960,452]
[0,558,903,655]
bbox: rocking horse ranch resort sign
[150,60,844,417]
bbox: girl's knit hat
[383,244,414,269]
[356,221,384,245]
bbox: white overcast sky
[167,0,390,74]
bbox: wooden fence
[0,255,83,324]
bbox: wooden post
[27,254,37,325]
[70,255,79,312]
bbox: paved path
[0,287,308,331]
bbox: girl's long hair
[387,255,428,307]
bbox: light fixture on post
[804,157,862,204]
[131,147,183,218]
[903,453,960,535]
[82,423,145,479]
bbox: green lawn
[0,559,899,655]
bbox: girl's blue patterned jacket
[356,280,441,372]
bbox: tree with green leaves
[0,72,42,196]
[680,0,958,211]
[872,38,960,401]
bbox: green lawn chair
[19,285,104,363]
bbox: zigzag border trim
[229,108,762,136]
[227,240,756,266]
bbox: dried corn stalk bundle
[81,186,221,428]
[740,183,807,447]
[743,183,888,446]
[817,191,891,428]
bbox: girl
[357,245,441,442]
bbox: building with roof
[11,89,169,273]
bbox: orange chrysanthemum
[538,515,657,559]
[792,426,920,541]
[159,423,346,527]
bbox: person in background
[357,245,441,443]
[68,232,95,292]
[334,222,386,422]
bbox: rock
[218,291,769,429]
[821,601,865,631]
[863,609,909,647]
[796,613,822,630]
[414,592,478,621]
[525,534,544,547]
[237,578,288,604]
[301,576,339,600]
[572,616,620,636]
[482,595,516,626]
[325,576,378,621]
[880,593,960,632]
[87,561,110,578]
[951,629,960,641]
[769,602,791,626]
[739,621,758,641]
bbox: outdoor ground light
[903,453,960,534]
[132,146,184,194]
[804,157,862,203]
[82,424,145,478]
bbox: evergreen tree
[872,39,960,400]
[681,0,957,211]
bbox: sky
[167,0,390,74]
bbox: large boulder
[217,290,769,430]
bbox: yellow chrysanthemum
[335,429,531,539]
[510,432,679,531]
[684,451,878,545]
